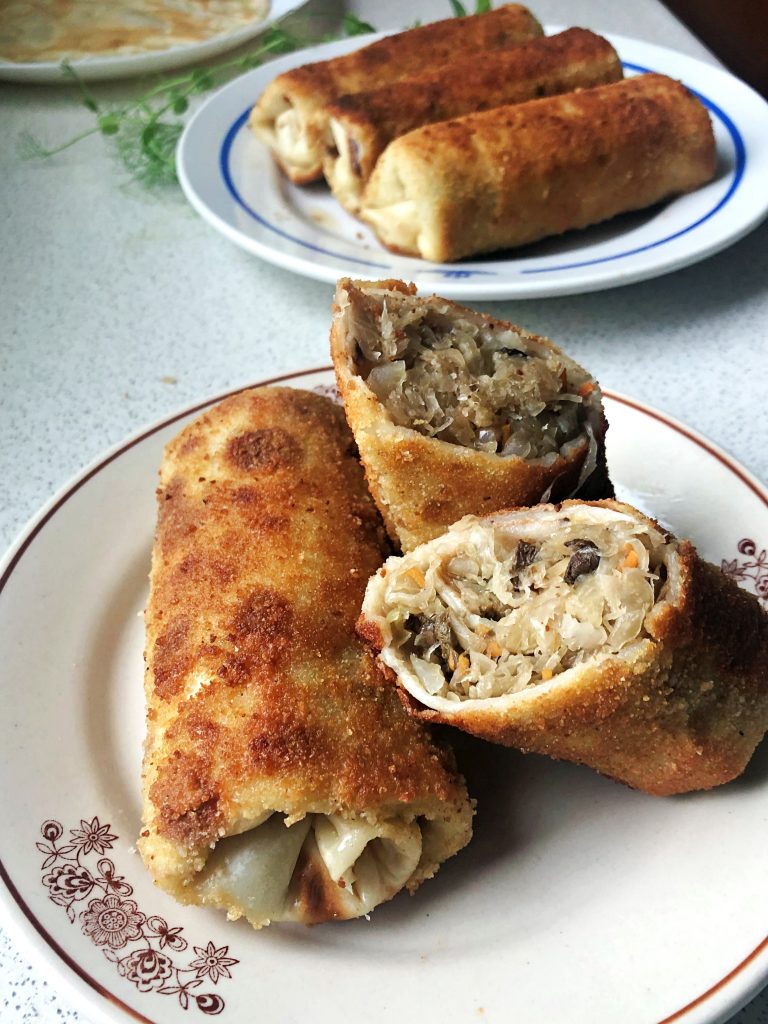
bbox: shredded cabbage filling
[386,519,667,700]
[351,290,594,458]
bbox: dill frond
[112,117,183,188]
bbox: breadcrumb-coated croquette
[359,500,768,796]
[249,3,542,183]
[360,73,716,261]
[323,28,622,213]
[139,387,473,928]
[330,278,612,551]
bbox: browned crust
[289,842,351,924]
[330,279,613,550]
[361,73,716,261]
[324,28,622,198]
[343,421,590,550]
[361,499,768,796]
[268,3,542,105]
[250,4,542,183]
[356,614,385,652]
[140,387,471,879]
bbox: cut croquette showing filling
[348,285,599,461]
[367,506,672,702]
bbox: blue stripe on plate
[219,62,745,277]
[520,62,746,274]
[220,110,390,269]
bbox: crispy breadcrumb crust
[139,388,472,913]
[360,74,716,261]
[330,279,612,551]
[359,500,768,796]
[323,28,622,212]
[249,3,542,183]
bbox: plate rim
[0,0,305,82]
[177,28,768,300]
[1,368,767,1024]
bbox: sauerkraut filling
[384,519,668,700]
[350,289,595,459]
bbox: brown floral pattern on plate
[311,382,341,402]
[37,818,238,1015]
[721,538,768,604]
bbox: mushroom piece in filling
[365,507,670,702]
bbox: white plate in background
[0,0,305,82]
[178,31,768,299]
[1,368,767,1024]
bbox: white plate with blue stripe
[177,28,768,300]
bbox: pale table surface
[1,0,767,1021]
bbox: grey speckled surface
[1,1,767,1022]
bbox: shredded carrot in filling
[620,546,640,570]
[404,566,426,588]
[541,668,554,681]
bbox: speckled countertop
[1,1,767,1021]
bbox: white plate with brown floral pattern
[1,368,767,1024]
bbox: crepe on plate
[138,387,473,927]
[359,500,768,796]
[0,0,269,62]
[360,73,716,262]
[249,3,542,184]
[331,279,612,551]
[324,28,622,214]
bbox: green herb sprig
[449,0,492,14]
[342,14,377,36]
[18,25,300,187]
